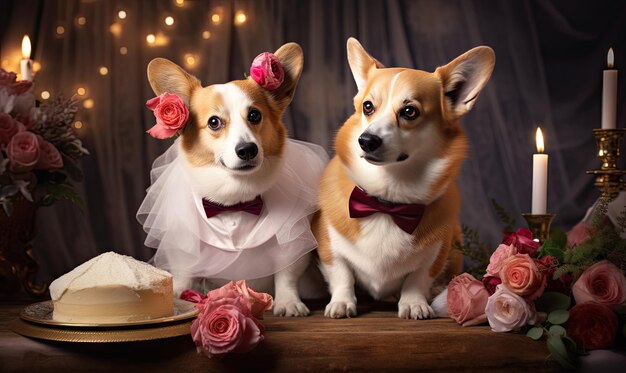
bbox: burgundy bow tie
[202,196,264,219]
[348,187,426,234]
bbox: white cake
[49,252,173,323]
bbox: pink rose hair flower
[146,93,189,139]
[499,253,547,301]
[567,302,618,350]
[250,52,284,90]
[572,260,626,308]
[191,292,264,358]
[447,273,489,327]
[502,228,540,256]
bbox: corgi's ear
[269,42,304,111]
[347,38,381,91]
[147,58,200,105]
[436,46,495,118]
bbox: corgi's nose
[235,142,258,161]
[358,133,382,153]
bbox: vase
[0,196,48,297]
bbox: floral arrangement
[181,280,273,358]
[0,68,88,216]
[448,198,626,369]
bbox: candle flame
[536,127,545,153]
[608,48,614,68]
[21,35,31,59]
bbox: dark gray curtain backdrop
[1,0,625,283]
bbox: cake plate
[10,298,198,343]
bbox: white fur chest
[328,215,440,300]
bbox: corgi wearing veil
[137,43,328,316]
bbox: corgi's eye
[207,116,223,130]
[248,109,262,124]
[399,106,419,120]
[363,101,375,116]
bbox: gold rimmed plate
[20,298,198,328]
[10,318,195,343]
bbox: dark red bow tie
[348,187,426,234]
[202,196,264,219]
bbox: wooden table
[0,299,560,372]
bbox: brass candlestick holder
[586,129,626,200]
[522,213,556,245]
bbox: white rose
[485,285,540,332]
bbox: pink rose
[191,295,263,358]
[35,138,63,170]
[6,131,39,172]
[567,222,592,247]
[146,93,189,139]
[250,52,284,90]
[502,228,540,256]
[447,273,489,326]
[499,254,547,301]
[567,302,618,350]
[0,112,20,146]
[207,281,273,319]
[572,260,626,308]
[485,285,542,332]
[231,280,273,319]
[482,276,502,295]
[486,244,517,277]
[180,289,207,303]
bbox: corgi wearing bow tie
[313,38,495,319]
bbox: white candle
[532,128,548,214]
[602,48,617,129]
[20,35,33,81]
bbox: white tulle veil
[137,138,328,280]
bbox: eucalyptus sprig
[526,292,580,369]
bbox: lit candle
[532,128,548,214]
[602,48,617,129]
[20,35,33,81]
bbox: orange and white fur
[145,43,323,316]
[313,38,495,319]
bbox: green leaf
[535,292,571,313]
[43,183,85,213]
[526,326,544,340]
[548,325,566,337]
[547,335,577,370]
[548,310,569,325]
[563,336,581,355]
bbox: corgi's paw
[273,300,310,317]
[398,301,436,320]
[324,301,357,318]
